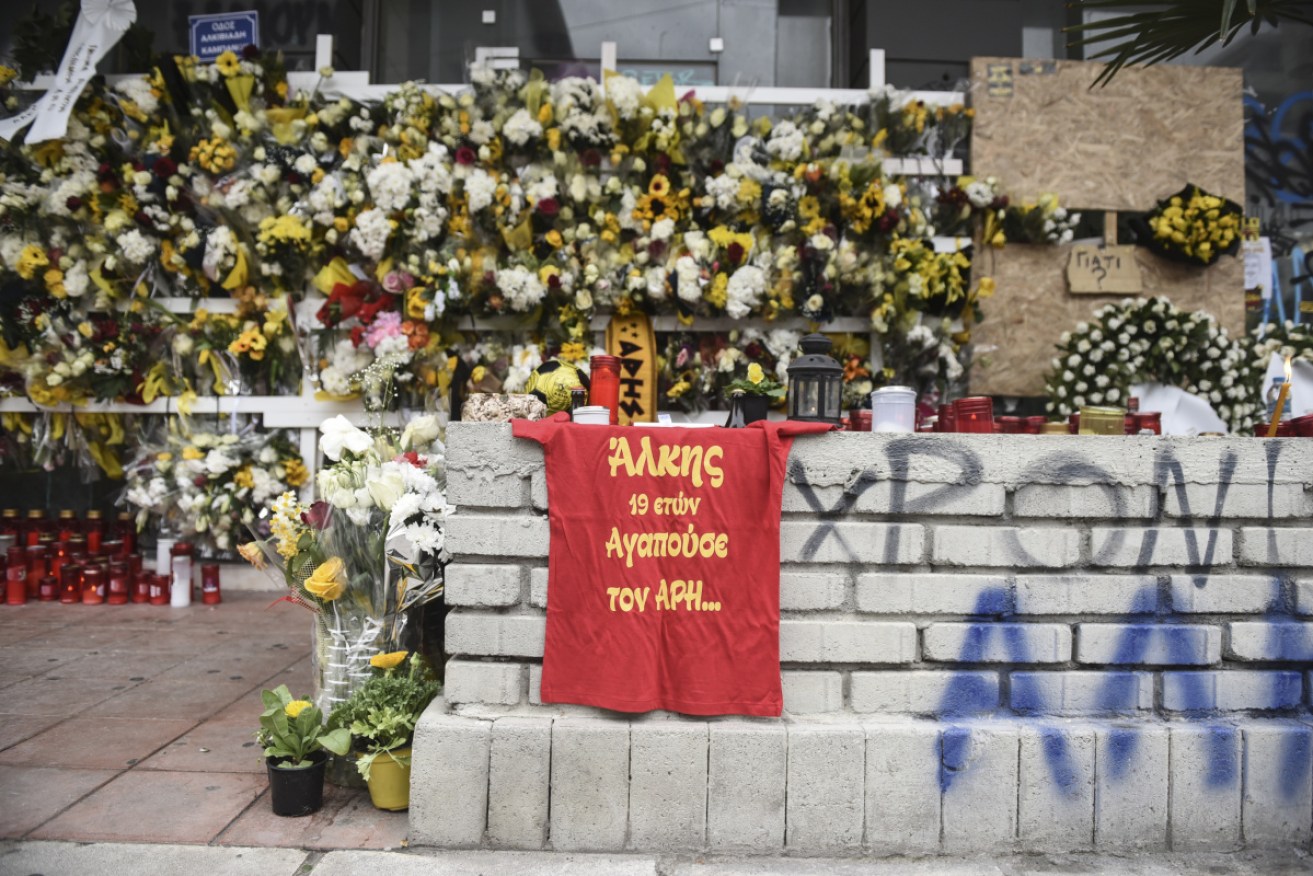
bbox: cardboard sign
[1066,244,1143,294]
[189,11,259,62]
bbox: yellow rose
[305,557,347,601]
[284,699,313,718]
[370,650,408,670]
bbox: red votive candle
[37,574,58,601]
[6,546,27,605]
[60,565,82,604]
[201,563,221,605]
[998,416,1021,434]
[953,397,995,434]
[149,573,170,606]
[81,567,105,605]
[588,355,622,426]
[107,561,130,605]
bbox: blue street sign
[189,11,260,62]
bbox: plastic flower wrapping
[239,413,453,715]
[121,422,306,554]
[0,49,1012,422]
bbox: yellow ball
[526,359,587,414]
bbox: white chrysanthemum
[766,121,805,161]
[367,161,415,213]
[502,108,543,145]
[349,208,393,261]
[674,256,701,303]
[117,229,156,265]
[497,266,545,312]
[725,266,766,319]
[115,77,159,115]
[604,75,644,119]
[464,169,497,213]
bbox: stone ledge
[409,705,1313,854]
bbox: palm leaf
[1066,0,1313,86]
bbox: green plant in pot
[258,685,351,817]
[328,650,440,811]
[724,363,785,427]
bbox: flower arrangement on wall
[121,423,306,554]
[1044,297,1260,430]
[0,48,1010,416]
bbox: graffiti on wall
[789,438,1311,799]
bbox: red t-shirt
[513,414,832,716]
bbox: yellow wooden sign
[605,313,657,424]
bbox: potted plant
[724,362,786,426]
[257,685,352,817]
[329,650,440,811]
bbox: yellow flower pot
[365,747,411,811]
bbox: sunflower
[647,174,671,197]
[215,51,241,78]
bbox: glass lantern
[786,334,844,424]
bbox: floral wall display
[0,49,1028,419]
[122,422,307,554]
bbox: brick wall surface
[416,426,1313,854]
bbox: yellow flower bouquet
[1141,184,1242,267]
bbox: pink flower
[363,311,403,349]
[381,270,415,294]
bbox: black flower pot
[741,394,769,425]
[266,751,327,817]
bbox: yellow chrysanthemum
[215,51,241,78]
[284,699,313,718]
[370,650,408,670]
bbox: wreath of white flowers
[1045,297,1261,431]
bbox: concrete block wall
[413,425,1313,854]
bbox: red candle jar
[1136,412,1162,435]
[37,574,58,601]
[57,509,79,543]
[50,541,68,581]
[1291,412,1313,437]
[0,509,18,542]
[1024,416,1046,434]
[1124,414,1139,435]
[131,569,151,603]
[101,539,124,560]
[107,561,130,605]
[937,403,956,433]
[149,573,170,605]
[953,397,995,434]
[201,563,222,605]
[1255,421,1295,437]
[7,546,27,605]
[849,410,873,432]
[60,565,82,604]
[24,509,46,547]
[1068,413,1081,434]
[84,510,104,554]
[81,567,105,605]
[114,511,136,554]
[998,416,1022,434]
[25,545,48,596]
[588,355,622,426]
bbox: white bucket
[572,405,610,425]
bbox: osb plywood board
[971,244,1245,397]
[969,58,1244,211]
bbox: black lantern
[786,334,844,424]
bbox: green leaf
[319,728,353,756]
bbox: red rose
[536,197,560,217]
[455,146,476,165]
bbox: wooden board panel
[971,244,1245,397]
[969,58,1244,212]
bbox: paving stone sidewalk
[0,593,405,849]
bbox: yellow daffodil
[370,650,408,670]
[305,557,347,601]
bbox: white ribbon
[0,0,138,145]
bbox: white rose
[401,414,441,451]
[365,468,406,511]
[319,415,373,461]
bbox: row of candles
[1,529,220,607]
